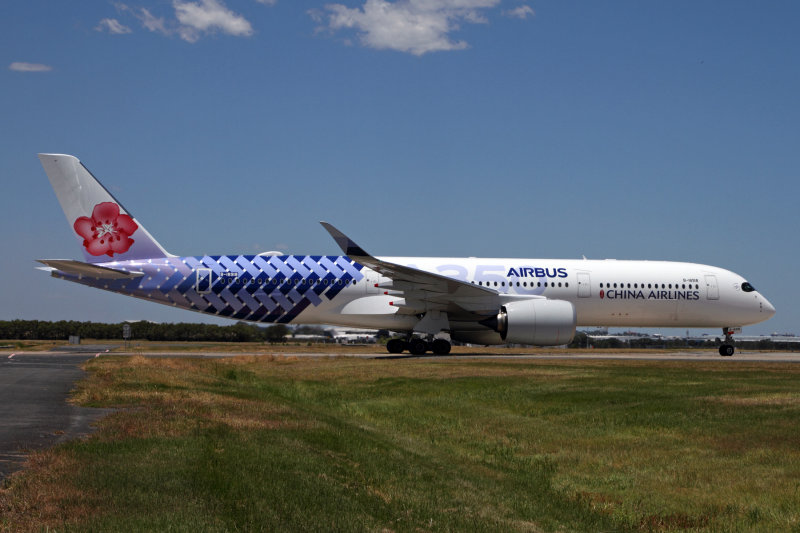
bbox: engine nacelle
[491,299,576,346]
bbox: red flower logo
[599,289,605,299]
[73,202,138,257]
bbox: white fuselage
[294,257,775,331]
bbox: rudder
[38,154,172,263]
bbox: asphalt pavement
[0,353,112,482]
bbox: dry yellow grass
[705,392,800,406]
[0,449,98,532]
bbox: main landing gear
[386,337,451,356]
[719,327,736,357]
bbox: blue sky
[1,1,797,336]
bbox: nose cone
[762,296,776,318]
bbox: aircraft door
[196,268,212,294]
[577,272,591,298]
[705,274,719,300]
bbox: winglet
[320,222,370,258]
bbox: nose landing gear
[719,327,737,356]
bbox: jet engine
[483,299,576,346]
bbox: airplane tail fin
[38,154,172,263]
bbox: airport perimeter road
[0,353,111,481]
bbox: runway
[0,353,113,481]
[146,352,796,362]
[3,349,800,362]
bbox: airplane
[37,154,775,357]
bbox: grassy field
[2,355,799,532]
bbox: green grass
[2,356,800,531]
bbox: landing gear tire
[719,327,736,357]
[431,339,451,355]
[408,338,428,356]
[719,344,735,357]
[386,338,406,354]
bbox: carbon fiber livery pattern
[57,255,365,324]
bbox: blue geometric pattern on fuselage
[55,255,364,324]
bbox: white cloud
[504,5,533,19]
[111,3,170,35]
[138,8,170,34]
[8,62,52,72]
[110,1,258,42]
[317,0,501,56]
[173,0,254,42]
[95,18,133,34]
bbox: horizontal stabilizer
[37,259,144,279]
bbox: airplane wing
[320,222,533,330]
[37,259,145,279]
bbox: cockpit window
[741,282,755,293]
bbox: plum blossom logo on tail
[73,202,138,257]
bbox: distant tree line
[0,320,289,343]
[567,331,796,351]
